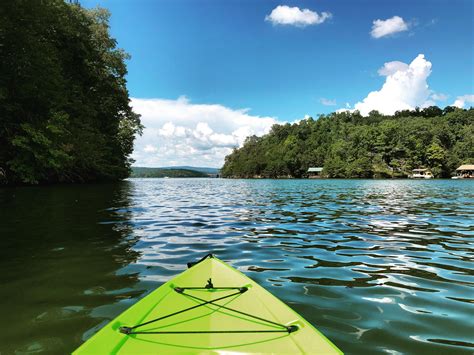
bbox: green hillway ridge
[130,167,209,178]
[221,107,473,179]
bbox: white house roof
[456,164,474,171]
[308,167,323,172]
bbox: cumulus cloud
[320,98,336,106]
[158,122,186,138]
[265,5,331,27]
[431,92,448,101]
[371,16,409,38]
[353,54,432,116]
[452,94,474,108]
[143,144,157,153]
[130,97,277,167]
[377,61,409,76]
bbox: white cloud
[353,54,432,116]
[377,61,409,76]
[320,98,336,106]
[431,92,448,101]
[371,16,409,38]
[158,122,186,138]
[452,94,474,108]
[265,5,331,27]
[143,144,157,153]
[130,97,278,167]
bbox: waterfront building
[453,164,474,179]
[307,167,324,178]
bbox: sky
[82,0,473,168]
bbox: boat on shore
[410,168,434,179]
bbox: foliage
[130,168,209,178]
[0,0,142,184]
[221,107,474,178]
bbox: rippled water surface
[1,179,473,354]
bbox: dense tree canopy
[0,0,142,184]
[130,167,209,178]
[221,107,474,178]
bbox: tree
[426,142,447,176]
[221,107,474,179]
[0,0,142,184]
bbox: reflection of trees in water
[0,182,141,354]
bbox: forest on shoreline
[130,167,209,178]
[0,1,142,185]
[221,107,473,179]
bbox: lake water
[0,179,473,354]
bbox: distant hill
[130,167,209,178]
[159,166,220,174]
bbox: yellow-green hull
[74,255,342,354]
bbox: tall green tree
[0,0,142,184]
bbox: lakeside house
[453,164,474,179]
[307,167,323,178]
[410,168,434,179]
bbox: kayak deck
[74,255,342,354]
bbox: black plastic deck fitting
[119,326,133,335]
[286,325,299,333]
[205,278,214,289]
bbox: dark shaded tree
[0,0,142,184]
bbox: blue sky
[83,0,473,167]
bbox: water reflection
[0,182,141,354]
[121,179,473,354]
[1,179,473,354]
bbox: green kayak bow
[74,254,342,354]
